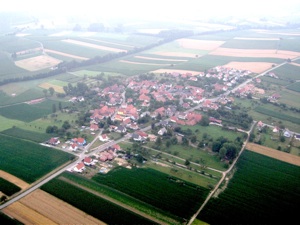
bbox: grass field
[198,150,300,224]
[0,134,75,183]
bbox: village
[45,66,298,176]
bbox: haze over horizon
[1,0,300,22]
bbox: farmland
[41,178,160,225]
[0,18,300,225]
[0,134,75,183]
[197,150,300,224]
[92,167,210,220]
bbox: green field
[0,212,22,225]
[0,177,21,196]
[272,63,300,80]
[0,134,75,183]
[93,167,209,220]
[59,172,182,224]
[41,177,160,225]
[0,100,61,122]
[286,81,300,92]
[198,150,300,224]
[1,127,52,143]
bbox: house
[69,143,78,151]
[47,137,60,146]
[295,134,300,140]
[283,129,291,138]
[90,123,99,131]
[115,125,127,133]
[158,127,167,136]
[99,134,109,142]
[72,137,86,146]
[132,133,142,141]
[273,127,279,133]
[83,156,93,166]
[73,162,85,173]
[148,134,157,142]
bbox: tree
[52,104,56,113]
[191,135,197,143]
[200,115,209,126]
[184,159,190,166]
[58,102,62,111]
[49,87,55,96]
[156,136,162,146]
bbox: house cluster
[73,156,97,173]
[169,111,202,126]
[257,121,293,138]
[67,137,86,151]
[98,84,125,106]
[68,96,85,103]
[94,144,121,162]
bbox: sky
[1,0,300,21]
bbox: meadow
[1,127,52,143]
[198,150,300,224]
[0,134,74,183]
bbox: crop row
[41,178,158,225]
[92,167,209,219]
[255,106,300,124]
[198,150,300,224]
[0,134,74,183]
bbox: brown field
[135,56,188,62]
[153,51,198,58]
[246,143,300,166]
[0,170,29,190]
[119,59,170,66]
[233,37,280,40]
[62,39,127,53]
[2,189,106,225]
[2,201,58,225]
[223,61,274,73]
[15,55,61,71]
[38,82,65,93]
[44,49,89,60]
[291,62,300,67]
[151,69,200,75]
[210,48,300,59]
[177,39,225,50]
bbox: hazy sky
[1,0,300,20]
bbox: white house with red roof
[99,134,109,142]
[73,162,85,173]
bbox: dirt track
[246,143,300,166]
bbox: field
[0,99,65,122]
[209,48,300,59]
[1,127,52,143]
[0,177,21,196]
[14,55,61,71]
[41,178,160,225]
[223,61,273,73]
[0,170,29,190]
[246,143,300,166]
[2,189,105,225]
[0,134,74,183]
[92,167,210,220]
[198,150,300,224]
